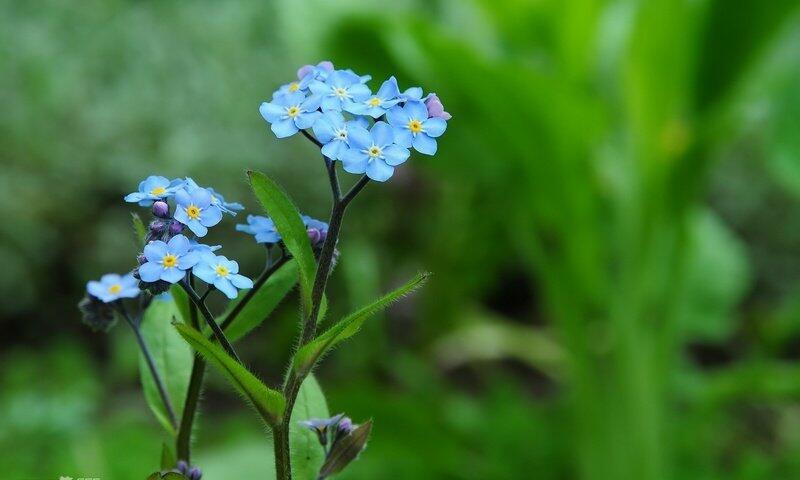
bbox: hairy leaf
[132,211,147,247]
[290,375,330,480]
[318,420,373,479]
[174,322,285,426]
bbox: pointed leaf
[222,260,299,342]
[132,212,147,246]
[170,284,192,326]
[290,375,330,480]
[247,170,317,317]
[139,295,193,436]
[318,420,373,479]
[174,322,285,426]
[293,272,429,377]
[160,442,177,470]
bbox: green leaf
[174,322,285,426]
[222,260,299,342]
[160,442,177,470]
[170,284,192,326]
[290,374,330,480]
[247,170,317,317]
[293,272,429,377]
[318,420,373,479]
[132,211,147,246]
[139,296,193,436]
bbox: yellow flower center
[214,264,230,277]
[368,146,382,158]
[288,82,300,92]
[408,119,423,134]
[108,284,122,294]
[185,204,201,220]
[286,106,301,118]
[162,254,178,268]
[150,186,167,196]
[333,87,348,99]
[367,97,382,107]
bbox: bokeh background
[3,0,800,479]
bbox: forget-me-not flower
[192,254,254,299]
[312,111,369,161]
[182,178,243,216]
[138,234,200,284]
[341,121,410,182]
[236,215,281,244]
[189,240,222,256]
[345,77,402,118]
[124,176,183,206]
[400,86,424,102]
[87,273,140,303]
[387,100,447,155]
[173,188,223,237]
[259,92,323,138]
[308,70,370,112]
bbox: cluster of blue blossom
[259,61,451,182]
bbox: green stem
[180,280,242,364]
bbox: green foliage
[248,170,318,318]
[139,296,193,436]
[290,375,330,480]
[131,212,147,247]
[293,272,429,377]
[222,260,299,342]
[170,285,192,327]
[318,420,373,479]
[174,323,285,427]
[160,442,177,471]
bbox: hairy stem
[180,280,242,363]
[176,291,202,463]
[118,302,178,430]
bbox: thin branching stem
[180,280,242,363]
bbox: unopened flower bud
[169,221,184,236]
[307,228,322,246]
[337,417,354,435]
[152,200,170,219]
[188,466,202,480]
[425,93,452,120]
[176,461,189,474]
[149,220,166,234]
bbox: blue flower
[308,70,371,112]
[191,254,254,299]
[341,121,410,182]
[124,176,183,206]
[297,61,335,82]
[345,77,402,118]
[189,240,222,255]
[400,86,424,102]
[236,215,281,244]
[259,92,323,138]
[87,273,140,303]
[303,215,329,247]
[183,178,243,216]
[387,100,447,155]
[138,235,200,284]
[173,188,224,237]
[273,75,315,99]
[312,111,369,161]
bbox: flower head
[341,121,411,182]
[308,70,371,112]
[345,76,402,118]
[387,100,447,155]
[236,215,281,244]
[192,254,254,299]
[260,91,323,138]
[312,111,369,161]
[300,414,344,447]
[124,176,183,206]
[138,234,200,284]
[173,187,224,237]
[87,273,140,303]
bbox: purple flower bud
[307,228,322,246]
[188,466,202,480]
[317,60,334,72]
[152,200,170,219]
[425,93,452,120]
[176,460,189,474]
[169,221,184,236]
[149,220,166,234]
[338,417,354,434]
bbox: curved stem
[180,281,242,363]
[118,302,178,429]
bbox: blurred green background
[3,0,800,479]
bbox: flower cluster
[260,61,450,182]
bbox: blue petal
[366,160,395,182]
[308,80,329,95]
[348,83,371,101]
[383,145,410,166]
[423,118,447,137]
[393,128,414,148]
[179,251,200,269]
[386,106,409,127]
[173,207,191,226]
[186,220,208,237]
[87,281,105,299]
[200,205,223,228]
[295,111,321,130]
[371,121,394,147]
[214,277,238,299]
[405,100,429,120]
[144,241,169,262]
[321,141,348,160]
[321,96,341,112]
[271,118,298,138]
[138,262,163,282]
[259,102,284,123]
[230,274,253,289]
[124,192,146,203]
[190,188,212,208]
[120,287,140,299]
[341,150,369,174]
[161,267,186,284]
[174,189,192,206]
[167,234,190,255]
[347,125,372,150]
[192,263,216,284]
[376,76,400,100]
[301,94,323,111]
[312,114,338,143]
[343,102,370,116]
[413,133,437,155]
